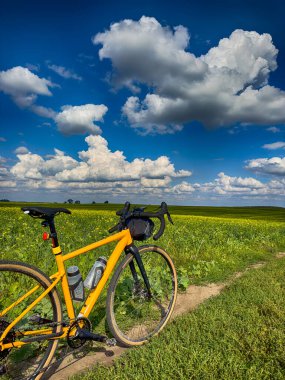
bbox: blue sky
[0,0,285,205]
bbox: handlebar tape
[153,215,166,240]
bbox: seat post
[47,217,59,248]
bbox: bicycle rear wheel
[0,260,62,380]
[106,245,177,347]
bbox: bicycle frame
[0,229,133,351]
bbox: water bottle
[84,256,107,290]
[67,266,85,302]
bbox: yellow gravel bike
[0,202,177,379]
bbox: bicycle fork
[125,245,152,298]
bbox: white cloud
[14,146,29,155]
[30,104,57,119]
[0,180,16,188]
[0,66,53,107]
[0,67,108,135]
[140,177,172,188]
[94,17,285,134]
[200,172,265,195]
[47,64,82,81]
[55,104,108,135]
[55,134,191,182]
[5,139,285,201]
[197,172,285,198]
[11,148,78,180]
[266,126,280,133]
[246,157,285,176]
[262,141,285,150]
[0,137,6,142]
[0,66,56,118]
[8,134,192,198]
[165,181,195,194]
[94,16,205,92]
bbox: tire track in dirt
[48,254,285,380]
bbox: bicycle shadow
[45,341,126,380]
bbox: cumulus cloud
[0,66,53,107]
[262,141,285,150]
[246,157,285,176]
[165,181,195,194]
[9,135,192,197]
[199,172,285,198]
[14,146,29,155]
[47,64,82,81]
[4,138,285,201]
[11,148,78,180]
[94,17,285,134]
[55,104,108,135]
[0,66,56,118]
[0,66,108,134]
[200,172,265,195]
[54,134,191,182]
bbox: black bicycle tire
[0,260,62,380]
[106,245,177,347]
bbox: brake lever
[166,212,174,225]
[116,201,130,216]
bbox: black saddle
[21,206,71,219]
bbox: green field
[1,201,285,221]
[0,202,285,379]
[75,257,285,380]
[1,203,285,288]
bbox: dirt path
[49,254,285,380]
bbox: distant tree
[67,199,74,204]
[104,200,109,204]
[0,199,10,202]
[75,200,80,204]
[92,201,96,204]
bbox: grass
[0,203,285,378]
[74,257,285,380]
[1,205,285,289]
[1,202,285,221]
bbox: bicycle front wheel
[106,245,177,347]
[0,260,62,380]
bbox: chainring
[66,317,92,349]
[0,319,15,361]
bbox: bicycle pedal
[105,338,117,347]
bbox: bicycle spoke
[107,246,177,345]
[0,263,61,380]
